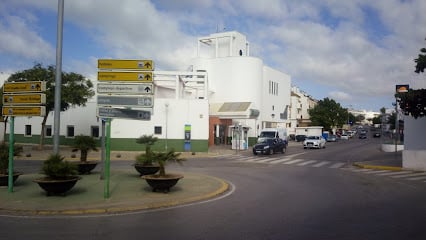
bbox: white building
[4,31,293,152]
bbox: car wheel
[253,151,257,155]
[267,148,272,155]
[281,147,286,154]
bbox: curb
[0,174,230,216]
[352,162,402,171]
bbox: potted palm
[133,134,160,176]
[33,154,81,196]
[71,135,99,174]
[0,142,23,186]
[141,149,185,193]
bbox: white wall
[261,66,291,124]
[403,116,426,170]
[110,98,209,140]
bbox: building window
[25,125,32,137]
[45,125,52,137]
[67,125,75,138]
[154,126,162,135]
[91,126,100,138]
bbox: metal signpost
[97,59,154,198]
[2,81,46,192]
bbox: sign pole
[8,116,15,193]
[104,118,111,198]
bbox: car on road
[359,133,367,139]
[303,136,326,149]
[253,138,287,155]
[295,135,307,142]
[340,134,349,140]
[327,134,338,142]
[373,132,381,138]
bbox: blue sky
[1,0,426,112]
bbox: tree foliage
[396,39,426,118]
[4,63,95,147]
[308,97,347,131]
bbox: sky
[1,0,426,112]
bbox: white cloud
[328,91,352,102]
[0,14,54,61]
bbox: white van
[258,128,288,144]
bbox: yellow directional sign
[3,94,46,105]
[2,106,46,117]
[98,71,153,82]
[98,59,154,70]
[3,81,46,93]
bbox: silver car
[303,136,326,149]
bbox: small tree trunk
[158,161,166,176]
[81,150,88,162]
[39,114,48,150]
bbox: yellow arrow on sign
[98,59,154,70]
[97,71,153,82]
[3,93,46,105]
[2,106,46,117]
[3,81,46,93]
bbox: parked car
[253,138,287,155]
[295,135,307,142]
[303,136,326,149]
[340,134,349,140]
[327,134,338,142]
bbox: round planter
[0,172,23,186]
[133,164,160,176]
[141,173,183,193]
[74,161,99,174]
[33,176,81,196]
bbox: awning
[209,102,259,119]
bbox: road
[1,136,425,239]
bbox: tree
[5,64,95,148]
[396,39,426,118]
[308,97,347,131]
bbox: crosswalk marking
[215,154,424,183]
[329,162,346,168]
[362,170,392,174]
[376,171,413,176]
[312,161,330,167]
[407,175,426,181]
[297,160,318,166]
[256,158,284,163]
[283,159,305,165]
[351,168,375,173]
[268,158,296,164]
[391,172,426,179]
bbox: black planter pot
[0,172,22,186]
[133,164,160,176]
[33,176,81,196]
[142,174,183,193]
[74,161,99,174]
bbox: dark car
[253,138,287,155]
[295,135,307,142]
[359,133,367,139]
[373,132,381,138]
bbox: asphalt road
[1,137,425,240]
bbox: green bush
[41,154,78,179]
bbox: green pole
[8,116,15,193]
[104,118,111,198]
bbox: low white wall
[381,144,404,152]
[403,150,426,171]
